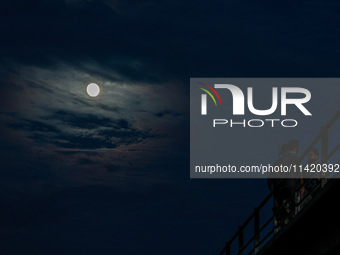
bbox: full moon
[87,83,100,97]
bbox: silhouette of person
[268,143,288,233]
[268,143,288,190]
[301,148,321,205]
[269,139,300,230]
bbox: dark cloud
[55,150,98,156]
[53,131,118,149]
[77,157,95,165]
[51,110,119,129]
[105,164,121,173]
[6,110,154,150]
[154,110,181,118]
[7,119,60,133]
[97,103,121,113]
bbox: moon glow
[87,83,100,97]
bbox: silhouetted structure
[219,110,340,255]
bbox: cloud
[77,157,95,165]
[7,119,60,133]
[105,164,121,173]
[154,110,182,118]
[50,110,121,129]
[0,59,187,189]
[3,0,338,189]
[6,111,155,150]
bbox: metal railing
[219,110,340,255]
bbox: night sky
[1,1,340,254]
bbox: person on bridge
[268,139,300,232]
[268,143,287,233]
[301,148,321,206]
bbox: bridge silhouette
[219,110,340,255]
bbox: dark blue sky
[1,0,340,254]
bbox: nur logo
[199,83,312,116]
